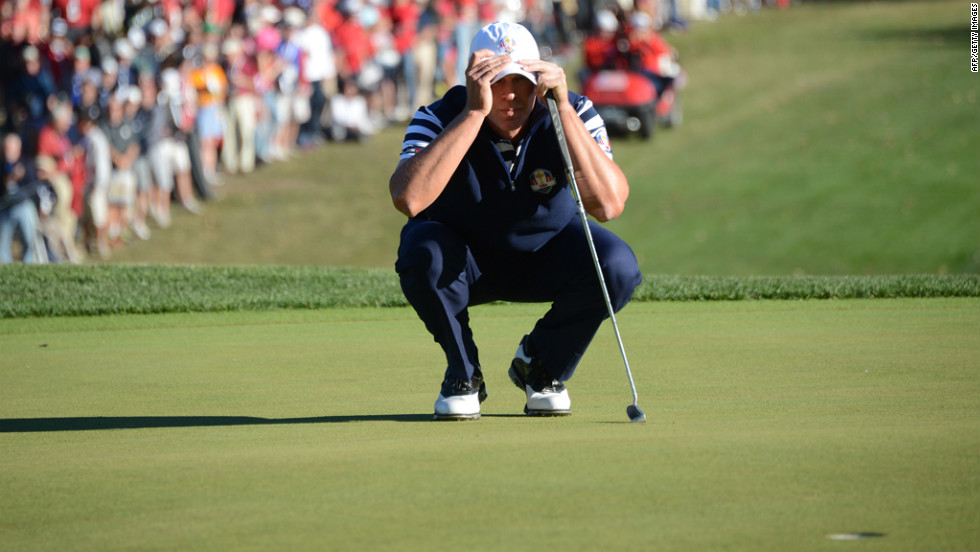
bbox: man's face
[486,74,537,141]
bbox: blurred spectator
[113,38,138,90]
[76,106,110,258]
[8,45,57,155]
[69,45,95,107]
[333,1,376,95]
[0,0,710,262]
[627,11,681,95]
[101,91,138,246]
[128,26,157,77]
[276,7,310,158]
[151,68,200,217]
[98,57,119,108]
[253,7,282,162]
[331,77,370,141]
[2,0,49,46]
[36,100,81,262]
[42,18,75,94]
[294,4,336,146]
[51,0,101,42]
[451,0,479,86]
[582,9,622,75]
[221,32,258,174]
[1,132,44,263]
[189,39,228,185]
[413,1,439,109]
[127,83,152,241]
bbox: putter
[544,92,646,424]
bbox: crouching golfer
[390,21,642,420]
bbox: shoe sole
[524,405,572,417]
[433,413,481,421]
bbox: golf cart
[582,68,683,140]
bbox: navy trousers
[395,218,642,383]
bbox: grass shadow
[863,24,969,49]
[0,414,434,432]
[0,413,531,432]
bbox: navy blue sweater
[399,85,612,254]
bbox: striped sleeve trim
[576,97,614,160]
[400,108,444,160]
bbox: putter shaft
[544,93,643,417]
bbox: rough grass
[1,264,977,317]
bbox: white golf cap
[469,21,540,85]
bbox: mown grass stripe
[1,265,976,318]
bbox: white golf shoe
[508,336,572,416]
[433,369,487,421]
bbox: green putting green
[2,299,977,551]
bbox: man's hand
[520,58,570,111]
[465,49,511,117]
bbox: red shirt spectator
[583,34,620,71]
[193,0,235,30]
[333,15,373,77]
[317,0,343,34]
[51,0,99,34]
[37,112,85,216]
[389,0,419,56]
[4,0,47,45]
[629,29,674,76]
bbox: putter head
[627,404,646,423]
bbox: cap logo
[498,36,517,54]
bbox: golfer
[390,21,641,420]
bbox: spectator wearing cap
[36,100,81,262]
[1,132,45,263]
[221,29,258,174]
[76,106,111,258]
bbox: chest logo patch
[530,169,557,193]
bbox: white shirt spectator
[295,21,336,84]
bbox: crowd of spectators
[0,0,791,264]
